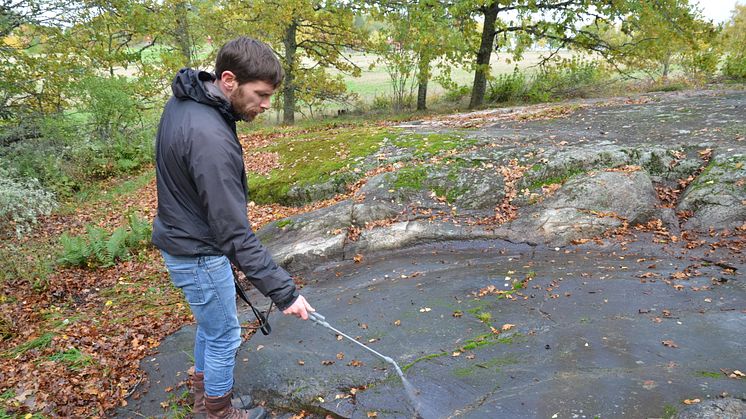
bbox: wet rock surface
[122,89,746,418]
[129,235,746,418]
[674,397,746,419]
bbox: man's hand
[282,295,315,320]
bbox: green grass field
[334,51,576,102]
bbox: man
[152,37,314,419]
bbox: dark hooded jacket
[152,68,298,310]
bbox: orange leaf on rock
[662,340,678,348]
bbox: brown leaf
[671,271,688,280]
[683,398,701,405]
[662,340,678,348]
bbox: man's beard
[230,89,257,122]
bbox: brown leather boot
[192,372,207,417]
[204,390,267,419]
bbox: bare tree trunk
[416,54,430,111]
[469,2,498,109]
[174,1,193,67]
[282,21,298,125]
[662,52,672,79]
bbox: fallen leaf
[501,323,515,331]
[452,351,461,357]
[367,412,378,418]
[321,360,335,365]
[393,319,401,326]
[353,254,363,263]
[662,340,678,348]
[348,360,364,367]
[419,307,432,312]
[298,360,305,366]
[730,370,745,379]
[683,398,701,405]
[336,352,345,360]
[452,311,463,318]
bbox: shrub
[723,55,746,80]
[681,47,720,82]
[77,76,141,141]
[0,111,156,198]
[0,115,82,196]
[57,213,152,268]
[370,94,415,112]
[488,68,528,103]
[528,58,609,102]
[0,168,57,238]
[443,85,471,103]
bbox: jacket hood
[171,68,240,123]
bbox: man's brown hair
[215,37,284,87]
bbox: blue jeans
[161,251,241,397]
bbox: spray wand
[308,311,405,378]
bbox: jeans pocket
[169,268,206,306]
[202,255,230,273]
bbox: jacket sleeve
[187,127,298,310]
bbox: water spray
[308,312,437,418]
